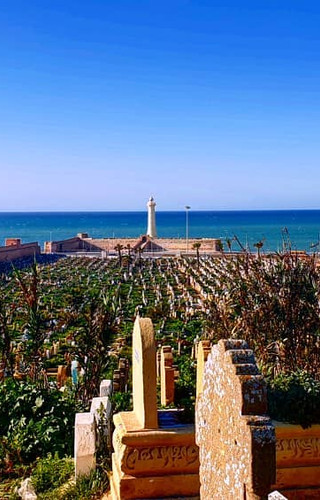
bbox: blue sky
[1,1,320,211]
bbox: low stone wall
[0,241,40,262]
[45,235,222,254]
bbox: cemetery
[0,250,320,498]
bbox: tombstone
[156,348,161,378]
[196,340,211,398]
[100,379,113,398]
[173,364,180,381]
[196,339,276,499]
[268,492,288,499]
[74,413,96,477]
[111,317,199,499]
[118,358,129,392]
[160,346,175,406]
[57,365,68,388]
[132,317,158,429]
[113,369,121,392]
[90,396,113,451]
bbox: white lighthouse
[146,196,157,238]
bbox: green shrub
[31,453,74,493]
[46,467,109,500]
[110,392,132,413]
[174,355,196,422]
[0,379,83,469]
[267,370,320,428]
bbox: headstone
[196,339,276,499]
[156,348,161,378]
[57,365,68,388]
[118,358,129,392]
[160,346,175,406]
[74,412,96,477]
[196,340,211,398]
[90,396,113,450]
[100,379,113,397]
[132,316,158,429]
[111,317,199,499]
[268,492,288,499]
[90,396,112,420]
[113,369,120,392]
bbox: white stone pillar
[146,196,157,238]
[74,413,96,477]
[99,379,113,398]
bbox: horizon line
[1,207,320,214]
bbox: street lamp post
[185,205,191,254]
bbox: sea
[0,210,320,253]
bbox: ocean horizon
[1,210,320,253]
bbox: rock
[17,478,37,500]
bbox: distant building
[0,239,40,262]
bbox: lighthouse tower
[146,196,157,238]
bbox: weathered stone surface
[132,316,158,429]
[17,478,37,500]
[90,396,112,420]
[91,396,113,450]
[112,411,198,477]
[57,364,68,387]
[196,339,276,500]
[74,412,96,477]
[100,379,113,397]
[269,492,288,499]
[273,422,320,497]
[196,340,211,398]
[160,346,174,406]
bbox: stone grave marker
[196,339,276,499]
[111,316,199,499]
[74,413,96,477]
[196,340,211,398]
[132,316,158,429]
[268,492,288,499]
[100,379,113,397]
[160,345,175,406]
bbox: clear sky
[1,1,320,211]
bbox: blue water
[0,210,320,253]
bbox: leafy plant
[267,370,320,428]
[31,453,74,493]
[0,290,15,377]
[110,391,132,413]
[13,262,47,382]
[47,467,109,500]
[73,291,119,405]
[0,379,82,469]
[206,252,320,375]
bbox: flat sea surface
[0,210,320,253]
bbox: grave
[110,317,199,499]
[74,413,96,477]
[160,346,175,406]
[75,394,112,477]
[196,339,276,499]
[195,340,211,398]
